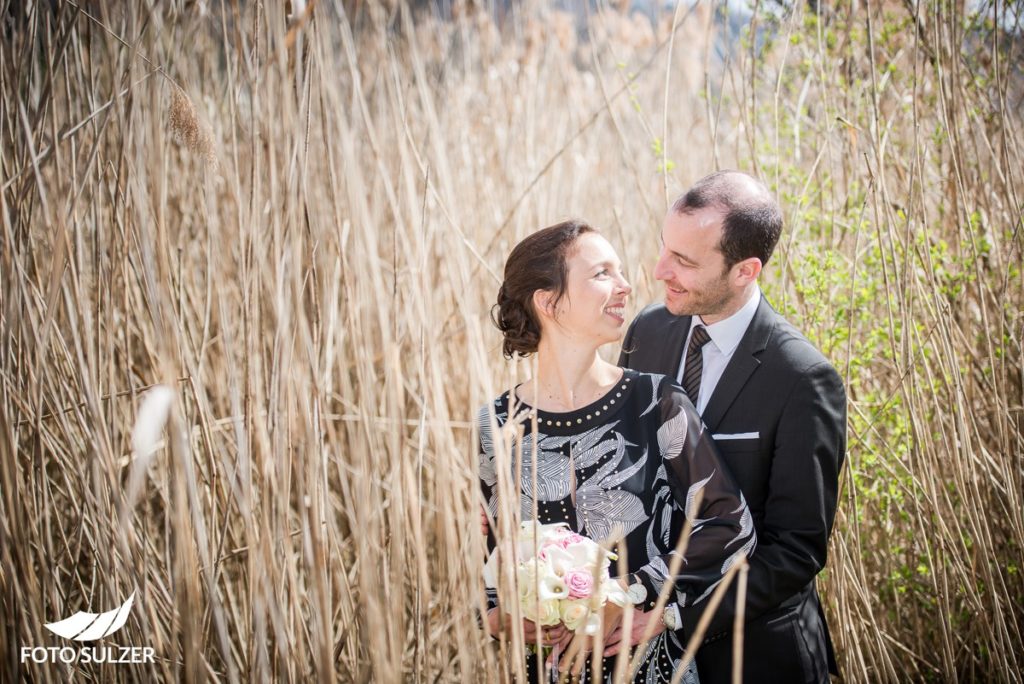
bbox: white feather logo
[43,592,135,641]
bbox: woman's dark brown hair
[491,220,596,359]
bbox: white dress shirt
[676,285,762,414]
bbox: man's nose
[653,251,671,281]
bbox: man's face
[653,207,735,318]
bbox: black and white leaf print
[643,631,693,684]
[588,432,630,483]
[478,453,497,489]
[725,496,754,550]
[570,423,621,470]
[691,577,722,607]
[723,536,757,575]
[645,485,672,563]
[639,634,664,684]
[684,472,715,523]
[691,541,758,608]
[601,448,647,488]
[517,433,574,502]
[517,431,573,456]
[577,488,647,541]
[674,658,699,684]
[518,451,572,502]
[477,407,497,475]
[656,410,688,460]
[639,373,666,417]
[642,555,670,593]
[477,406,500,516]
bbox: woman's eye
[595,269,609,277]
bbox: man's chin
[662,297,691,317]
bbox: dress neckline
[505,368,640,432]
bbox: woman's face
[540,232,632,346]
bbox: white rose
[559,599,591,632]
[519,578,536,604]
[521,592,560,626]
[536,598,562,627]
[518,569,540,620]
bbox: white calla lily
[537,574,569,601]
[483,548,499,589]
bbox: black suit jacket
[619,295,846,684]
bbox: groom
[618,171,845,683]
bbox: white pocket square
[712,432,759,440]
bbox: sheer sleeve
[630,379,756,614]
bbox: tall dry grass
[0,1,1021,682]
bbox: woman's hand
[486,609,568,646]
[485,608,504,637]
[551,599,626,675]
[603,606,666,656]
[597,600,625,649]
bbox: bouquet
[484,521,630,636]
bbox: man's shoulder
[759,301,839,377]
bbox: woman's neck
[518,340,621,413]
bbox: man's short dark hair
[671,171,783,269]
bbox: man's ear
[532,289,556,320]
[734,258,762,285]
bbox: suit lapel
[660,315,692,379]
[701,296,777,432]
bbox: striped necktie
[682,325,711,405]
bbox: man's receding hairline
[672,171,773,215]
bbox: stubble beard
[664,277,733,319]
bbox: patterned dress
[479,369,756,683]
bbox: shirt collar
[691,285,761,356]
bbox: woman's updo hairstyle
[491,220,596,359]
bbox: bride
[479,220,755,682]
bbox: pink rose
[556,533,585,549]
[564,570,594,599]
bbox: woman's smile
[603,303,626,324]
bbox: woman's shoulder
[626,369,687,398]
[476,392,512,457]
[623,369,695,417]
[477,391,511,424]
